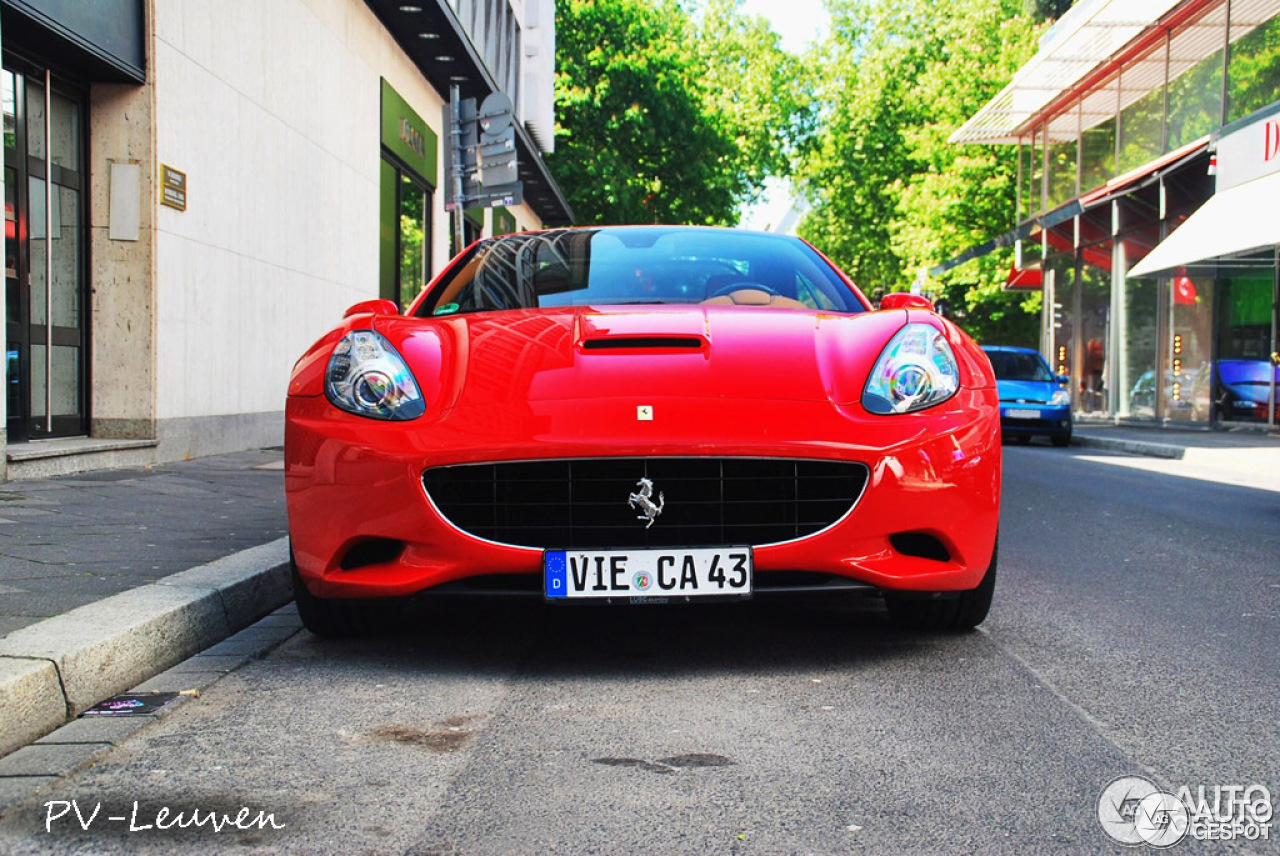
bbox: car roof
[981,345,1042,355]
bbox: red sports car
[285,226,1001,636]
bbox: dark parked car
[1205,359,1280,423]
[982,346,1072,446]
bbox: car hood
[995,378,1060,404]
[370,306,916,411]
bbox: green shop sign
[381,79,437,186]
[493,208,517,235]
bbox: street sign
[466,182,523,208]
[445,88,523,214]
[477,92,517,187]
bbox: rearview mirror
[879,293,935,311]
[343,299,400,319]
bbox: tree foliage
[549,0,807,226]
[797,0,1048,345]
[1026,0,1073,22]
[684,0,817,197]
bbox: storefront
[2,0,145,448]
[954,0,1280,430]
[1130,109,1280,429]
[0,0,573,481]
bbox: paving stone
[35,716,152,746]
[0,776,58,814]
[0,744,109,778]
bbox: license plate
[1006,408,1040,419]
[544,548,752,602]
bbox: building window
[1227,15,1280,123]
[4,63,88,442]
[1118,41,1167,174]
[1213,262,1277,423]
[381,156,432,311]
[378,80,437,310]
[398,171,430,310]
[1167,5,1227,149]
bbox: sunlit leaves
[549,0,807,226]
[797,0,1051,345]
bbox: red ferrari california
[285,226,1001,636]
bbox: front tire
[886,538,997,632]
[291,551,401,638]
[1050,432,1072,447]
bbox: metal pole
[44,69,52,435]
[450,85,465,254]
[1270,245,1278,432]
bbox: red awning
[1041,227,1113,271]
[1005,264,1043,291]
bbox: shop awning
[1128,170,1280,277]
[1005,263,1043,291]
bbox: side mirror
[1056,374,1069,385]
[343,299,399,319]
[879,293,935,312]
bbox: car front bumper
[998,403,1072,437]
[285,391,1001,599]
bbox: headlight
[325,330,425,420]
[862,323,960,414]
[1050,389,1071,406]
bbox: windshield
[417,227,866,316]
[987,350,1054,382]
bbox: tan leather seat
[701,288,809,310]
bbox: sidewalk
[0,448,291,757]
[1071,422,1280,493]
[0,449,287,638]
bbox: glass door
[3,62,87,441]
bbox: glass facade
[1228,16,1280,123]
[1167,48,1224,149]
[398,173,429,311]
[1213,261,1278,423]
[1009,1,1280,428]
[1080,116,1116,193]
[1047,138,1078,210]
[4,63,88,442]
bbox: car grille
[422,458,869,549]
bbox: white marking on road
[977,627,1176,793]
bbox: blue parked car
[981,346,1073,446]
[1208,359,1280,423]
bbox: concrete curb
[0,538,291,758]
[1071,433,1185,459]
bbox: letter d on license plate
[544,548,753,601]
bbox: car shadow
[283,592,990,680]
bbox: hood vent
[581,336,704,350]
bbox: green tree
[685,0,816,197]
[1026,0,1073,21]
[549,0,806,225]
[798,0,1047,345]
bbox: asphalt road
[1,445,1277,855]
